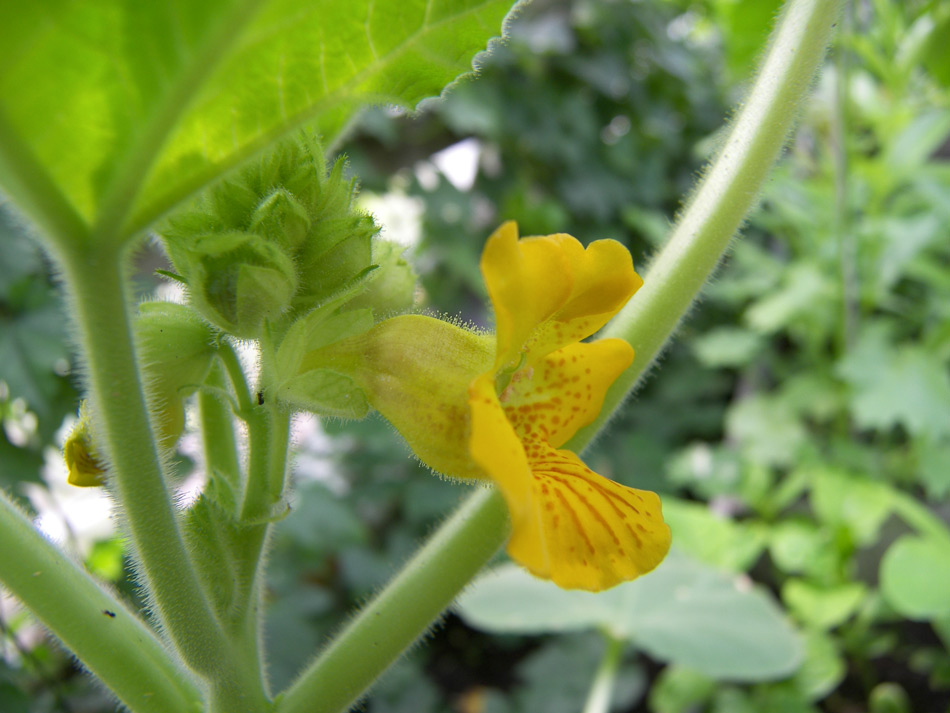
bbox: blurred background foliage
[2,0,950,711]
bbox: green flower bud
[185,232,298,338]
[159,136,383,336]
[348,240,417,316]
[135,302,217,448]
[250,188,312,252]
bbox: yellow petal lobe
[481,222,573,370]
[511,440,671,591]
[501,339,634,449]
[64,431,107,487]
[469,374,533,515]
[524,237,642,362]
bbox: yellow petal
[481,222,573,370]
[468,373,533,516]
[501,339,634,449]
[525,236,642,363]
[480,223,642,370]
[64,431,107,487]
[508,439,670,591]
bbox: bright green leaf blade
[0,0,517,243]
[456,551,802,682]
[880,535,950,620]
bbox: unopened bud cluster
[160,137,411,339]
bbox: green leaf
[692,327,765,368]
[0,0,518,244]
[837,325,950,439]
[661,498,767,572]
[809,468,894,546]
[456,551,802,682]
[725,394,807,468]
[782,580,867,630]
[0,296,71,420]
[880,535,950,620]
[917,437,950,500]
[793,629,845,701]
[769,520,828,576]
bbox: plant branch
[0,489,201,713]
[59,241,235,681]
[566,0,845,452]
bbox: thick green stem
[0,490,202,713]
[276,487,510,713]
[58,242,254,695]
[566,0,844,452]
[582,633,624,713]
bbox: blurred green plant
[12,0,949,712]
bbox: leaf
[809,468,894,546]
[0,0,518,243]
[661,498,767,573]
[880,535,950,620]
[725,394,807,468]
[837,324,950,439]
[793,629,845,701]
[917,437,950,500]
[0,297,72,420]
[514,634,607,713]
[692,327,765,368]
[768,521,827,575]
[782,580,867,630]
[456,551,802,682]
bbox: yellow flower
[466,222,670,591]
[303,222,671,591]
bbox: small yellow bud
[63,403,106,487]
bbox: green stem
[582,633,624,713]
[275,487,510,713]
[566,0,844,452]
[58,241,243,686]
[0,489,201,713]
[200,361,242,508]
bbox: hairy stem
[200,361,242,507]
[0,490,201,713]
[566,0,845,451]
[58,241,262,707]
[276,487,510,713]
